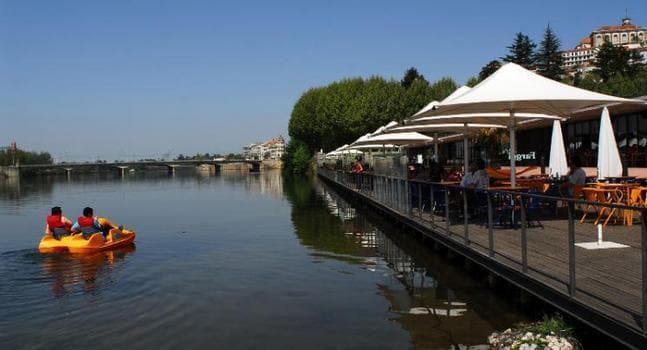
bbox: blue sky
[1,0,645,161]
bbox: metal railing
[318,167,647,336]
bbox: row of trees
[285,71,458,173]
[472,25,565,83]
[0,148,53,166]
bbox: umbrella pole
[509,111,517,188]
[463,123,469,174]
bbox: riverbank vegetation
[489,314,581,349]
[285,70,457,173]
[0,148,52,166]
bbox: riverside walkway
[318,168,647,349]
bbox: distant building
[561,16,647,73]
[243,136,285,160]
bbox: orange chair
[579,188,600,224]
[624,187,646,226]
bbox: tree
[286,73,454,172]
[535,24,563,80]
[503,32,536,68]
[577,69,647,98]
[428,77,458,101]
[466,76,480,87]
[0,148,52,166]
[401,67,427,89]
[478,60,502,81]
[282,140,312,174]
[593,40,639,82]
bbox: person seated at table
[446,167,462,182]
[460,159,489,189]
[562,155,586,198]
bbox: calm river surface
[0,171,528,349]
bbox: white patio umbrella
[352,132,433,147]
[548,120,568,177]
[370,121,399,136]
[348,143,397,150]
[597,107,623,179]
[411,100,440,118]
[414,63,638,186]
[385,122,506,165]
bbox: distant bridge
[1,159,262,177]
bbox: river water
[0,171,528,349]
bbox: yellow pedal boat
[38,228,136,254]
[38,235,69,253]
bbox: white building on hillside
[562,16,646,73]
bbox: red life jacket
[47,215,64,230]
[78,216,95,228]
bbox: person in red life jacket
[71,207,121,239]
[352,159,364,174]
[45,206,73,239]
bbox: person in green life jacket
[71,207,121,239]
[45,206,73,239]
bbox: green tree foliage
[0,148,53,166]
[535,24,564,80]
[401,67,427,89]
[282,139,312,174]
[288,75,457,154]
[286,74,457,172]
[428,77,458,101]
[466,76,480,87]
[478,60,502,82]
[577,69,647,98]
[594,40,642,82]
[503,32,536,68]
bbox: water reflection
[41,246,136,297]
[0,176,54,204]
[285,176,526,348]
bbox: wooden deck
[318,170,647,349]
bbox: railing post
[407,179,413,216]
[520,194,528,273]
[567,201,577,297]
[641,209,647,334]
[402,179,407,213]
[487,191,494,258]
[389,177,394,208]
[418,183,423,220]
[430,184,435,224]
[400,179,405,213]
[445,187,450,234]
[463,188,469,245]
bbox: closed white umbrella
[548,120,568,177]
[597,107,623,179]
